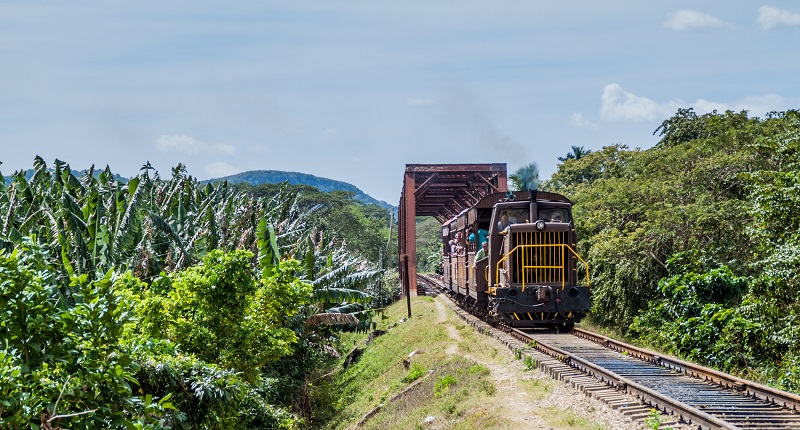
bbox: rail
[572,328,800,412]
[494,243,590,291]
[507,327,739,430]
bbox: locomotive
[440,190,590,329]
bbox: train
[440,189,590,329]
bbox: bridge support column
[401,171,418,296]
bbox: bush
[131,250,312,380]
[0,238,163,429]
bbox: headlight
[535,220,546,230]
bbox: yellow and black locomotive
[441,190,590,329]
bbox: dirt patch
[435,299,463,355]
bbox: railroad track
[417,273,800,430]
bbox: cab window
[538,208,569,223]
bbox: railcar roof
[474,190,571,209]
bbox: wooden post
[403,255,411,318]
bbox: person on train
[468,227,489,250]
[474,241,488,262]
[454,231,465,254]
[497,214,510,232]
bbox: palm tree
[509,163,540,191]
[558,146,592,162]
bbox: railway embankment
[324,295,651,430]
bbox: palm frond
[325,303,363,314]
[311,287,372,306]
[257,218,280,278]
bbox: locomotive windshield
[538,208,569,223]
[498,209,529,224]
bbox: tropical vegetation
[7,105,800,427]
[544,108,800,391]
[0,158,396,429]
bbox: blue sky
[2,2,799,204]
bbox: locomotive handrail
[495,244,590,291]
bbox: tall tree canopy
[545,109,800,391]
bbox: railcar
[441,190,590,328]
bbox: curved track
[418,273,800,430]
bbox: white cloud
[203,161,240,178]
[601,83,669,122]
[406,98,435,106]
[323,128,338,137]
[154,134,235,156]
[600,83,786,122]
[730,94,786,114]
[757,6,800,29]
[569,112,597,129]
[663,10,729,31]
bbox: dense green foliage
[0,159,397,428]
[546,109,800,391]
[415,217,443,274]
[231,182,396,271]
[0,238,152,429]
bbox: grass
[358,357,498,430]
[542,406,606,430]
[576,316,629,341]
[317,296,612,429]
[519,378,554,401]
[320,297,454,429]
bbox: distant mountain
[205,170,395,210]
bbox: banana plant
[0,158,385,330]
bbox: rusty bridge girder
[398,163,507,296]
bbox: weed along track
[418,273,800,430]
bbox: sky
[2,2,799,204]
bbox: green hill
[205,170,395,210]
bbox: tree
[0,159,390,428]
[232,182,395,268]
[547,110,763,329]
[557,145,593,162]
[0,238,168,429]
